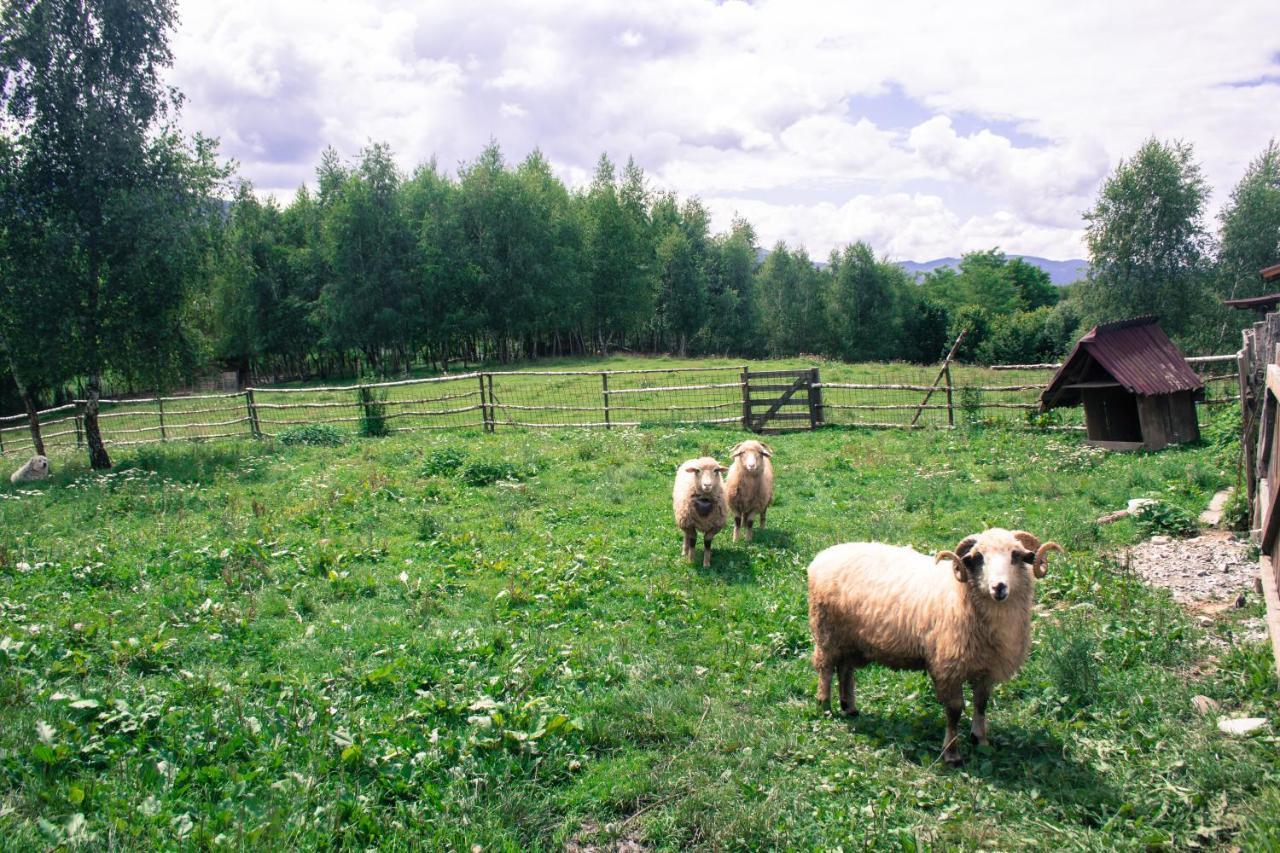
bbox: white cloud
[169,0,1280,258]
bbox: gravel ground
[1118,531,1267,644]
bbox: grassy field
[1,409,1277,849]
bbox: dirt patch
[1117,530,1267,645]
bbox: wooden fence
[1237,314,1280,677]
[0,356,1241,458]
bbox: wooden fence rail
[0,355,1242,457]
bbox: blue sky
[168,0,1280,261]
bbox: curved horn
[1011,530,1040,552]
[935,550,967,583]
[1033,542,1063,578]
[954,535,979,558]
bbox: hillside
[899,255,1089,285]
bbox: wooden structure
[1236,306,1280,678]
[1040,317,1203,451]
[740,367,823,433]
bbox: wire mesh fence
[0,355,1242,458]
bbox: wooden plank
[751,411,811,421]
[751,374,806,431]
[747,383,813,393]
[745,369,811,379]
[747,397,810,408]
[910,329,965,427]
[808,367,823,427]
[1262,475,1280,554]
[1085,439,1145,451]
[1260,555,1280,679]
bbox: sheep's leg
[836,658,858,716]
[969,676,992,746]
[702,532,715,567]
[744,516,754,542]
[814,650,833,712]
[935,680,965,767]
[683,530,696,561]
[759,509,766,529]
[732,515,741,542]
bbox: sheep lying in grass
[10,454,49,484]
[673,456,728,567]
[725,440,773,542]
[807,528,1063,766]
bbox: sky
[167,0,1280,262]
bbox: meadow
[0,408,1277,849]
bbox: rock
[1200,488,1233,528]
[1151,535,1170,545]
[1191,695,1219,716]
[1218,717,1269,736]
[1128,498,1157,513]
[1198,616,1214,628]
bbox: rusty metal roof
[1263,262,1280,281]
[1223,292,1280,311]
[1040,316,1202,409]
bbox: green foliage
[421,446,469,477]
[358,384,389,437]
[278,423,345,446]
[459,458,534,486]
[1081,138,1212,343]
[1043,627,1102,711]
[1133,499,1200,537]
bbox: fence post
[74,402,84,449]
[740,366,751,431]
[486,373,496,432]
[807,367,823,428]
[157,398,167,441]
[601,372,611,429]
[244,389,261,438]
[944,364,955,427]
[0,423,4,454]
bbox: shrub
[421,447,468,477]
[1044,631,1101,710]
[1133,499,1199,537]
[358,385,389,437]
[1222,487,1250,532]
[278,424,345,447]
[460,459,533,486]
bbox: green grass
[1,415,1276,849]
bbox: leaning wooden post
[740,366,751,431]
[476,374,488,431]
[156,397,167,441]
[74,402,85,449]
[911,329,967,428]
[486,373,496,432]
[244,388,261,438]
[601,372,611,429]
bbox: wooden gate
[1239,311,1280,679]
[741,367,823,433]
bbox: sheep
[725,440,773,542]
[807,528,1063,766]
[9,454,49,484]
[672,456,729,567]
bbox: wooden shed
[1040,317,1203,451]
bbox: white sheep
[9,454,49,484]
[807,528,1063,766]
[672,456,729,567]
[725,439,773,542]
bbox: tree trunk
[20,386,45,456]
[84,374,111,469]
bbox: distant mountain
[898,255,1089,286]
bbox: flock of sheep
[673,441,1063,766]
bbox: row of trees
[2,2,1279,469]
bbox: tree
[580,154,655,353]
[0,0,227,468]
[1081,138,1212,341]
[1218,140,1280,300]
[824,242,905,362]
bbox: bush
[1044,630,1101,710]
[1222,487,1250,532]
[460,459,533,486]
[278,424,345,447]
[421,447,468,477]
[358,385,389,437]
[1133,500,1199,537]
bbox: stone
[1151,535,1170,545]
[1198,616,1214,628]
[1218,717,1269,736]
[1191,695,1219,716]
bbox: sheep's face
[730,440,771,474]
[683,457,728,495]
[938,529,1063,604]
[31,456,49,475]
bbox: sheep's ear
[936,550,967,583]
[760,443,773,457]
[684,466,700,474]
[729,443,744,457]
[1011,531,1041,553]
[718,465,729,474]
